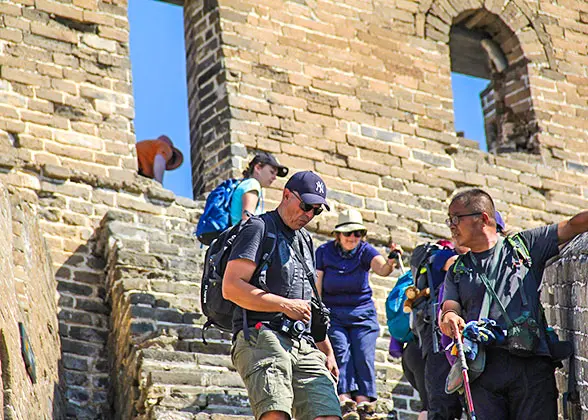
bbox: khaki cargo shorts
[231,326,341,420]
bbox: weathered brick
[31,21,78,43]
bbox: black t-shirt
[227,211,315,335]
[443,224,559,356]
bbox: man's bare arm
[223,258,311,322]
[316,270,324,298]
[316,337,339,379]
[557,210,588,245]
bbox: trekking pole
[397,255,405,274]
[455,332,477,420]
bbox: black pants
[402,339,428,410]
[424,350,463,420]
[470,348,557,420]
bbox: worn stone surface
[0,183,65,419]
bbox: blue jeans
[328,304,380,400]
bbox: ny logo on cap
[315,181,325,194]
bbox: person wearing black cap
[229,151,289,225]
[223,171,342,420]
[136,135,184,184]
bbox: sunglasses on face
[445,212,482,227]
[292,192,323,216]
[341,230,366,238]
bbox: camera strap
[290,230,323,305]
[470,237,514,327]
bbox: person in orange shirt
[136,135,184,184]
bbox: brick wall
[96,209,420,419]
[542,233,588,418]
[0,182,64,419]
[184,0,237,196]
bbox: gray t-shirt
[443,224,559,356]
[227,211,315,335]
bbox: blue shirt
[430,248,457,290]
[229,178,263,226]
[316,240,380,308]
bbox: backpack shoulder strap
[452,254,468,275]
[506,233,532,267]
[239,214,278,341]
[251,214,278,283]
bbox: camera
[311,297,331,326]
[279,317,306,339]
[310,297,331,342]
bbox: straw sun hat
[333,209,367,233]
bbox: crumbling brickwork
[0,0,586,418]
[0,183,64,419]
[542,233,588,417]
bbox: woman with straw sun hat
[316,209,402,420]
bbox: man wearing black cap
[223,171,342,420]
[229,151,289,225]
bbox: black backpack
[200,214,277,341]
[408,242,451,354]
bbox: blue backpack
[386,271,415,343]
[195,178,242,245]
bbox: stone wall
[95,209,418,419]
[0,182,64,419]
[543,232,588,418]
[192,0,588,251]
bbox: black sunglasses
[341,230,366,238]
[445,212,482,227]
[292,192,323,216]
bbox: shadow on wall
[54,240,112,418]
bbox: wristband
[388,250,400,260]
[441,309,460,323]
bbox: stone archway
[422,1,555,153]
[423,0,555,70]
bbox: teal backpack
[386,271,415,343]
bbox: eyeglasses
[341,230,366,238]
[292,192,323,216]
[445,212,482,227]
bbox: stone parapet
[0,181,64,419]
[96,209,420,419]
[542,232,588,418]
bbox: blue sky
[130,0,489,199]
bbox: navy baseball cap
[495,211,505,233]
[285,171,330,211]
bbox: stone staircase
[96,210,420,419]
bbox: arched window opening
[449,10,539,154]
[129,0,192,198]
